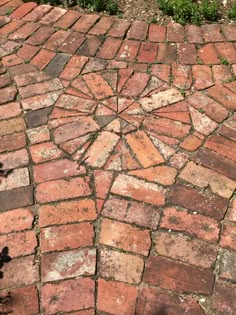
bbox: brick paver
[0,1,236,314]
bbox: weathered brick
[39,199,97,227]
[26,25,55,45]
[0,185,33,212]
[107,19,130,38]
[220,223,236,251]
[111,174,165,206]
[201,24,224,42]
[0,285,39,315]
[59,55,88,80]
[72,14,100,33]
[0,132,26,153]
[9,22,40,40]
[44,29,70,51]
[160,207,220,242]
[228,197,236,222]
[100,218,151,255]
[33,158,85,183]
[0,208,34,234]
[167,23,184,42]
[178,43,197,64]
[198,43,219,64]
[215,42,236,64]
[41,248,96,282]
[0,86,17,104]
[0,230,37,258]
[9,2,37,19]
[41,278,95,314]
[0,0,22,15]
[204,134,236,162]
[221,24,236,41]
[44,53,71,77]
[54,10,80,29]
[127,20,148,40]
[218,249,236,281]
[14,71,51,87]
[148,24,166,42]
[0,255,39,289]
[89,16,113,35]
[153,231,217,268]
[40,7,67,25]
[121,72,150,97]
[31,48,56,69]
[36,177,91,203]
[192,65,213,90]
[172,63,192,89]
[76,35,104,57]
[116,40,140,61]
[2,54,23,67]
[212,282,236,315]
[59,31,85,54]
[97,279,138,315]
[157,43,177,63]
[25,106,52,127]
[22,90,62,111]
[143,256,214,294]
[16,43,40,61]
[26,125,50,144]
[180,135,202,151]
[136,286,204,315]
[0,19,24,36]
[137,42,158,63]
[96,37,122,59]
[19,78,62,99]
[0,167,29,192]
[40,222,94,253]
[152,64,170,82]
[23,4,52,22]
[212,65,232,83]
[185,24,204,43]
[189,106,218,135]
[99,248,144,284]
[8,63,37,76]
[168,183,228,220]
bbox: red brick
[172,63,192,89]
[107,19,130,38]
[117,39,140,62]
[136,286,204,315]
[0,167,30,193]
[54,10,80,29]
[59,31,85,54]
[16,43,40,61]
[99,248,144,284]
[30,141,64,163]
[0,285,39,315]
[228,197,236,222]
[0,230,37,258]
[1,102,21,120]
[93,170,113,199]
[160,207,220,242]
[0,15,10,28]
[148,24,166,42]
[143,255,214,294]
[23,4,52,22]
[8,63,37,76]
[224,80,236,94]
[207,84,236,110]
[60,55,88,80]
[2,54,23,67]
[201,24,224,42]
[167,22,184,42]
[33,158,85,183]
[97,37,122,59]
[40,222,94,253]
[152,64,170,82]
[21,90,62,110]
[215,42,236,63]
[157,43,177,63]
[218,119,236,142]
[0,208,34,234]
[39,199,97,227]
[41,247,96,282]
[220,223,236,251]
[43,29,70,51]
[26,125,50,144]
[212,65,232,83]
[179,161,235,199]
[212,282,236,315]
[0,19,24,36]
[187,91,228,123]
[127,20,148,40]
[26,25,55,45]
[40,7,67,25]
[89,16,113,35]
[0,132,26,153]
[0,117,25,137]
[97,279,138,315]
[8,22,39,41]
[0,40,21,57]
[111,174,165,206]
[204,134,236,162]
[36,176,91,203]
[198,43,220,64]
[100,218,151,255]
[185,24,204,43]
[153,231,217,268]
[41,278,95,314]
[221,24,236,41]
[180,135,202,151]
[178,43,197,64]
[19,78,62,99]
[84,72,114,99]
[137,42,158,63]
[0,72,11,88]
[168,183,228,220]
[192,65,213,90]
[76,34,103,57]
[0,0,22,15]
[0,255,39,289]
[72,14,99,33]
[121,72,149,97]
[218,249,236,281]
[0,86,17,105]
[102,197,160,229]
[9,2,37,19]
[169,152,190,169]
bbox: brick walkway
[0,1,236,314]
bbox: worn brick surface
[0,8,235,315]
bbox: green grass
[78,0,118,14]
[228,2,236,19]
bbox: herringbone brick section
[0,1,236,314]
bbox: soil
[70,0,236,24]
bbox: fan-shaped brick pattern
[0,2,236,315]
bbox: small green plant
[201,0,219,21]
[5,8,14,16]
[220,58,229,65]
[224,75,236,83]
[78,0,118,15]
[180,89,186,97]
[228,3,236,19]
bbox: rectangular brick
[0,19,24,36]
[137,42,158,63]
[40,7,67,25]
[0,132,26,153]
[59,55,88,80]
[127,20,148,40]
[0,185,33,211]
[31,48,56,70]
[148,24,166,42]
[89,16,113,35]
[17,43,40,61]
[0,208,34,234]
[59,31,85,54]
[143,256,214,294]
[26,25,55,45]
[18,78,63,98]
[96,37,122,59]
[107,19,130,38]
[9,2,37,19]
[23,4,52,22]
[54,10,80,29]
[116,39,140,62]
[76,35,104,57]
[157,43,177,63]
[43,29,70,51]
[8,22,40,40]
[72,14,100,33]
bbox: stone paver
[0,2,236,314]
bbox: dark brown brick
[25,106,52,127]
[77,35,104,57]
[0,186,33,211]
[44,53,71,77]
